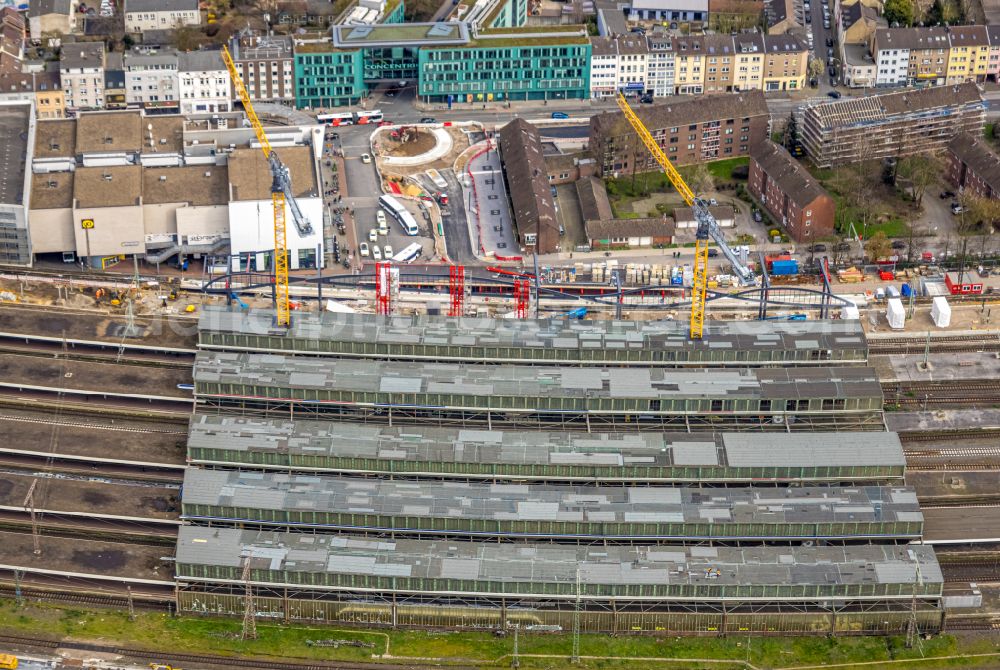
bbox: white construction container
[841,302,860,320]
[886,297,905,330]
[931,296,951,328]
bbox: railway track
[883,380,1000,408]
[944,617,1000,632]
[871,336,1000,355]
[940,559,1000,583]
[0,341,193,369]
[900,429,1000,443]
[0,509,178,544]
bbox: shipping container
[770,259,799,276]
[886,298,905,330]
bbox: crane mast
[223,46,314,328]
[614,93,754,339]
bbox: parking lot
[355,196,437,265]
[338,127,437,268]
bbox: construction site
[0,93,998,670]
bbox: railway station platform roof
[192,352,882,406]
[197,307,868,366]
[175,526,943,600]
[186,414,906,482]
[180,468,923,540]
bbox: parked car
[640,94,654,104]
[752,210,763,223]
[808,243,827,252]
[940,190,956,199]
[709,197,718,206]
[805,13,812,22]
[707,248,719,258]
[384,245,393,258]
[551,111,569,119]
[891,240,906,249]
[360,242,370,257]
[835,242,852,252]
[420,117,436,123]
[369,228,378,242]
[361,153,372,164]
[372,245,382,260]
[827,90,841,98]
[951,202,964,214]
[826,37,834,47]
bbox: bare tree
[687,163,715,195]
[895,153,941,207]
[844,160,879,237]
[864,230,892,262]
[959,192,1000,234]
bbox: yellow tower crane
[614,93,754,339]
[223,46,315,327]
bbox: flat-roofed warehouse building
[175,527,943,634]
[196,307,869,367]
[25,110,324,267]
[186,414,906,483]
[179,469,923,542]
[192,352,884,430]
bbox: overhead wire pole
[241,558,257,640]
[614,93,753,339]
[23,479,40,556]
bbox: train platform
[0,530,174,583]
[0,303,197,350]
[886,409,1000,433]
[879,351,1000,384]
[922,507,1000,545]
[0,414,186,466]
[0,471,179,522]
[908,470,1000,501]
[0,354,192,398]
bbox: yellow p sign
[81,218,95,229]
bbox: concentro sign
[81,219,95,229]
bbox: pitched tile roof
[948,132,1000,193]
[497,118,559,253]
[752,140,831,209]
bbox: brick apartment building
[590,90,769,175]
[749,140,835,242]
[800,82,985,167]
[946,132,1000,200]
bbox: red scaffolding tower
[448,265,465,317]
[375,261,393,315]
[514,278,530,319]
